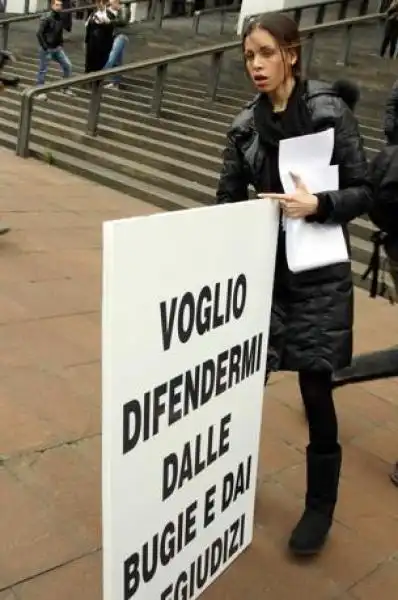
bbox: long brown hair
[242,13,302,78]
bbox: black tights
[266,370,338,453]
[298,371,338,454]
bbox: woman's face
[244,27,296,93]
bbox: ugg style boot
[289,444,342,556]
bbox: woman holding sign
[216,13,372,558]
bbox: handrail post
[338,0,349,20]
[315,4,326,25]
[24,0,29,13]
[192,10,200,33]
[207,50,223,102]
[2,22,9,51]
[87,82,103,136]
[84,4,92,20]
[16,92,33,158]
[359,0,369,16]
[293,7,302,25]
[337,23,353,66]
[303,32,315,75]
[186,0,195,17]
[220,8,226,34]
[155,0,165,29]
[151,63,168,117]
[148,0,157,20]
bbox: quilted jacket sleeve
[368,147,398,231]
[216,130,248,204]
[308,105,373,225]
[384,81,398,142]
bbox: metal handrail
[16,11,384,158]
[192,0,376,35]
[0,0,163,50]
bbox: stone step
[10,48,393,122]
[9,70,237,129]
[10,52,392,110]
[0,120,203,212]
[28,124,216,204]
[1,63,385,161]
[5,49,390,111]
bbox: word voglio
[160,274,247,351]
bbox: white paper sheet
[278,130,349,273]
[279,128,335,172]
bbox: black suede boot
[288,444,342,556]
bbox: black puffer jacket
[37,10,64,51]
[368,145,398,233]
[216,80,372,373]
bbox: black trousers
[266,370,338,453]
[381,21,398,58]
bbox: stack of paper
[278,128,349,273]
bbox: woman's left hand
[258,173,318,219]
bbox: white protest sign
[102,200,279,600]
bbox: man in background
[103,0,129,89]
[36,0,74,100]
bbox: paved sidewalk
[0,149,397,599]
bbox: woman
[380,0,398,58]
[216,13,372,556]
[84,0,114,74]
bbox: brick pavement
[0,149,397,599]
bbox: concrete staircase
[0,16,395,291]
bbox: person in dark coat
[84,0,114,74]
[384,79,398,144]
[333,143,398,488]
[380,0,398,58]
[102,0,129,89]
[216,13,372,557]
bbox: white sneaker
[60,88,75,96]
[36,93,47,100]
[104,82,119,90]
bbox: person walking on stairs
[217,13,372,557]
[380,0,398,58]
[102,0,129,89]
[36,0,74,100]
[84,0,114,76]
